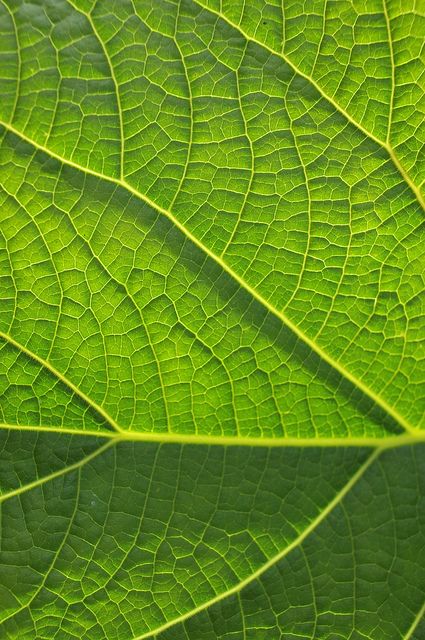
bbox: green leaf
[0,0,424,638]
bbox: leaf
[0,0,424,638]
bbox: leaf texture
[0,0,424,638]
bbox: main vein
[0,121,418,437]
[1,422,424,450]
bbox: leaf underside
[0,0,424,638]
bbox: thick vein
[133,449,382,639]
[0,422,424,448]
[0,5,422,635]
[191,0,425,211]
[404,599,425,639]
[0,121,418,437]
[0,330,122,433]
[0,423,115,438]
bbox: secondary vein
[0,330,122,434]
[0,121,419,437]
[132,449,382,639]
[192,0,425,212]
[0,439,114,504]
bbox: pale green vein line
[0,0,20,124]
[281,99,313,312]
[104,431,425,449]
[192,0,425,212]
[0,423,116,438]
[0,439,114,504]
[0,422,424,448]
[67,0,125,181]
[87,430,425,449]
[382,0,395,145]
[104,201,419,439]
[404,599,425,640]
[168,4,193,210]
[195,0,380,145]
[0,330,122,433]
[220,42,254,259]
[237,591,247,640]
[133,449,382,639]
[47,188,172,432]
[0,121,418,437]
[387,144,425,209]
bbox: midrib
[1,421,425,449]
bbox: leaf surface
[0,0,424,638]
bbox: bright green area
[0,0,424,638]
